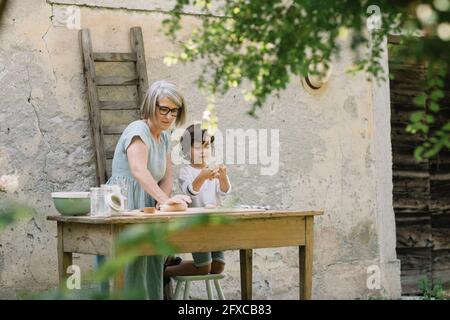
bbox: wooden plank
[401,269,429,295]
[110,225,125,292]
[130,27,149,105]
[80,29,107,186]
[390,40,450,294]
[391,142,425,153]
[391,125,426,141]
[131,217,307,255]
[433,227,450,250]
[432,249,450,289]
[397,248,432,272]
[93,52,137,62]
[396,215,432,249]
[47,210,323,224]
[392,152,429,172]
[299,216,313,300]
[106,159,112,179]
[396,223,431,250]
[430,155,450,173]
[62,223,113,255]
[104,135,120,155]
[393,171,430,178]
[105,149,115,160]
[431,213,450,250]
[393,175,430,201]
[96,76,139,86]
[99,100,139,110]
[394,208,431,220]
[103,125,127,135]
[394,204,428,212]
[394,198,429,209]
[429,202,450,214]
[390,84,427,97]
[240,249,253,300]
[397,247,432,295]
[53,215,309,256]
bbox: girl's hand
[199,166,219,181]
[218,165,227,179]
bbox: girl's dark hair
[180,124,214,160]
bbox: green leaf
[0,201,32,230]
[419,124,429,134]
[429,102,440,112]
[430,90,444,101]
[410,111,424,122]
[93,250,139,281]
[425,115,434,124]
[424,147,440,159]
[414,146,425,162]
[442,122,450,132]
[413,94,427,107]
[406,124,417,134]
[159,0,448,161]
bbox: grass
[418,277,449,300]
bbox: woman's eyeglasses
[157,103,180,117]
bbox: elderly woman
[100,80,191,299]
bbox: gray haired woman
[99,80,191,299]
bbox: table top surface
[47,208,324,224]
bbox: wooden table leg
[299,216,314,300]
[240,249,253,300]
[110,226,124,295]
[57,223,72,290]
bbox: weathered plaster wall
[0,0,401,299]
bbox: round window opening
[301,64,332,95]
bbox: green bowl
[51,192,90,216]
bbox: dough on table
[159,202,188,212]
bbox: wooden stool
[173,274,226,300]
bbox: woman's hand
[157,194,191,210]
[158,194,191,211]
[165,194,191,205]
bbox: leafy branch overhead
[162,0,449,160]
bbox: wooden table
[47,209,322,299]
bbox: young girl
[164,124,231,278]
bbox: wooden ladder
[80,27,149,186]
